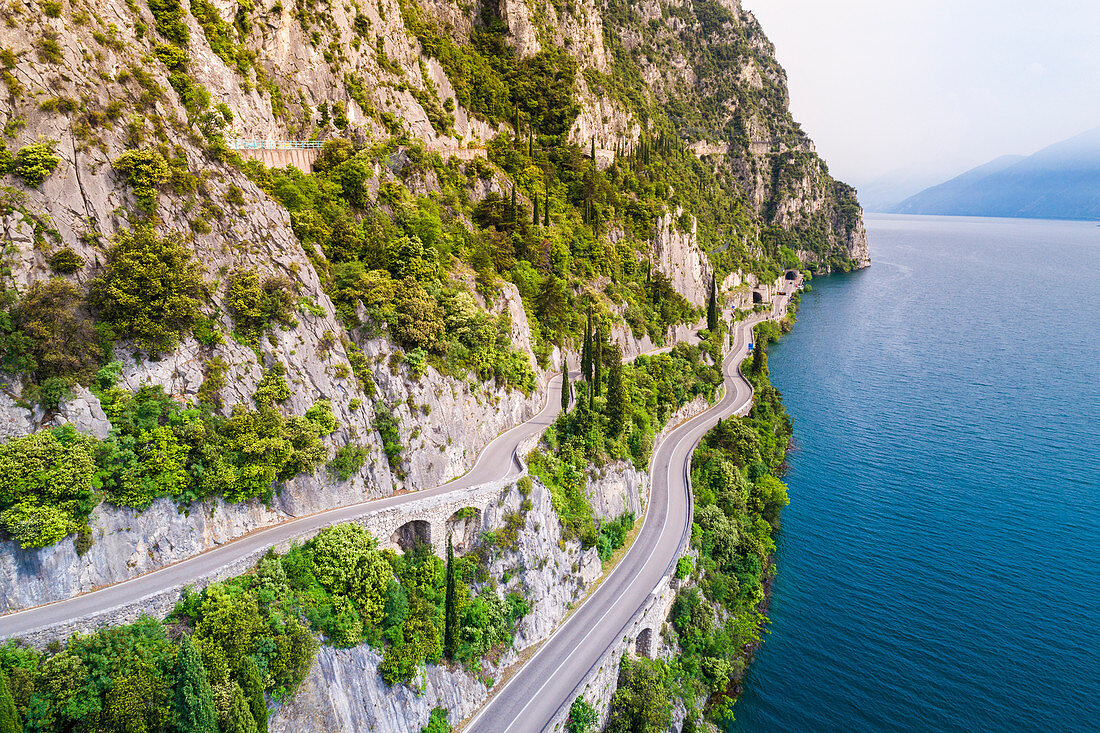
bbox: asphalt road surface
[0,371,566,639]
[464,294,791,733]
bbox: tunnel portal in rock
[752,290,765,303]
[785,269,799,280]
[392,520,431,553]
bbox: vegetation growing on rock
[0,521,528,731]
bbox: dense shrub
[113,148,170,213]
[606,656,672,733]
[147,0,189,45]
[11,278,101,384]
[89,227,204,353]
[48,247,85,274]
[13,139,60,186]
[0,426,98,548]
[327,444,367,481]
[225,270,298,344]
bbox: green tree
[560,363,570,412]
[605,657,671,733]
[593,329,602,398]
[543,190,549,226]
[220,684,257,733]
[226,270,297,345]
[443,538,458,660]
[89,227,204,353]
[239,657,268,733]
[751,338,765,375]
[0,426,97,548]
[566,696,597,733]
[0,671,21,733]
[389,277,445,351]
[102,663,172,733]
[174,635,217,733]
[113,149,170,214]
[707,275,718,332]
[12,279,100,385]
[606,345,626,436]
[580,309,591,383]
[13,139,60,187]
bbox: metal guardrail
[227,139,325,150]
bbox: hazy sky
[742,0,1100,189]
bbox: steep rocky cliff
[0,0,863,728]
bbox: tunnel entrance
[785,270,798,281]
[445,507,482,555]
[752,290,764,304]
[392,520,431,553]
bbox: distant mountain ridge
[892,128,1100,220]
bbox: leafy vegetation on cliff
[667,305,796,727]
[0,369,336,548]
[0,522,526,731]
[530,340,720,546]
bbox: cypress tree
[0,671,20,733]
[533,195,539,226]
[707,275,718,332]
[752,338,766,375]
[510,185,517,224]
[443,537,458,659]
[590,137,596,160]
[607,345,626,436]
[223,684,258,733]
[593,329,603,397]
[240,657,268,733]
[581,309,592,382]
[543,190,550,226]
[561,363,571,412]
[174,635,217,733]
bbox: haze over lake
[732,214,1100,732]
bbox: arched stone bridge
[355,471,517,558]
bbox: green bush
[566,697,598,733]
[112,148,170,214]
[254,362,290,406]
[606,656,672,733]
[373,406,403,478]
[328,444,367,481]
[48,247,85,274]
[13,139,60,186]
[11,278,101,384]
[147,0,189,45]
[225,270,297,344]
[0,426,98,548]
[421,707,451,732]
[596,511,634,562]
[89,226,204,353]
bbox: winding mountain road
[464,291,793,733]
[0,283,794,733]
[0,374,565,639]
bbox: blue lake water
[732,214,1100,732]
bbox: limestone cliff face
[652,208,713,308]
[269,473,604,732]
[0,0,862,623]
